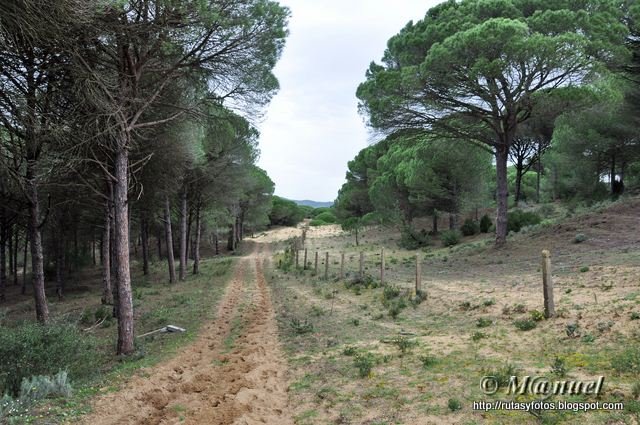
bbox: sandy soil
[77,244,292,425]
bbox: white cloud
[257,0,442,201]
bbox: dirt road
[79,244,292,425]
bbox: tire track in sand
[78,246,292,425]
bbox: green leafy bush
[479,214,492,233]
[573,233,587,243]
[0,371,72,421]
[550,357,568,377]
[476,318,492,328]
[440,230,461,247]
[514,318,537,331]
[530,310,545,322]
[398,226,430,250]
[289,318,314,335]
[507,210,541,232]
[612,347,640,374]
[314,211,337,223]
[461,219,479,236]
[448,398,462,412]
[419,354,437,368]
[309,219,327,227]
[354,353,376,378]
[0,323,96,397]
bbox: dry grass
[267,197,640,425]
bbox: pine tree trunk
[193,205,201,275]
[101,197,113,305]
[0,224,6,302]
[113,146,134,355]
[21,231,28,295]
[432,213,438,234]
[179,188,187,281]
[12,227,19,286]
[495,145,509,247]
[140,214,149,275]
[26,164,49,324]
[55,228,65,300]
[156,228,162,261]
[186,206,192,260]
[536,140,542,203]
[514,161,523,207]
[164,195,177,284]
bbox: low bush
[354,353,376,378]
[309,219,327,227]
[461,219,479,236]
[440,230,462,247]
[398,226,430,250]
[314,211,336,223]
[507,210,541,233]
[0,323,96,397]
[612,346,640,374]
[514,318,537,331]
[479,214,492,233]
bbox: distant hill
[291,199,333,208]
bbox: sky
[256,0,442,203]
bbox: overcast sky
[256,0,442,202]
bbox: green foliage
[289,318,314,335]
[514,318,537,331]
[0,323,96,397]
[530,310,545,322]
[309,219,327,227]
[579,266,589,273]
[471,332,487,342]
[0,371,72,421]
[391,336,418,357]
[448,398,462,412]
[481,363,521,388]
[398,226,430,250]
[550,357,568,377]
[314,211,336,223]
[461,219,479,236]
[342,346,358,356]
[419,354,437,368]
[479,214,492,233]
[440,230,461,247]
[611,347,640,374]
[507,210,541,232]
[269,196,305,226]
[354,353,376,378]
[476,318,492,328]
[574,233,588,243]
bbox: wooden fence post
[314,251,318,275]
[304,248,308,270]
[295,249,299,269]
[415,253,421,293]
[380,248,385,284]
[340,252,345,280]
[359,251,364,280]
[325,252,329,280]
[542,250,555,318]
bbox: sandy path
[78,245,292,425]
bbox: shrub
[481,363,520,388]
[410,290,427,307]
[314,211,336,223]
[483,299,495,307]
[382,285,401,301]
[611,347,640,374]
[507,210,541,233]
[440,230,461,247]
[398,226,430,250]
[342,346,357,356]
[633,382,640,399]
[461,219,479,236]
[530,310,545,322]
[354,353,376,378]
[309,219,327,227]
[471,332,487,342]
[579,266,589,273]
[289,318,314,335]
[0,371,72,421]
[514,318,537,331]
[574,233,587,243]
[538,204,556,218]
[392,336,418,357]
[479,214,492,233]
[565,323,581,338]
[0,323,96,397]
[387,298,407,319]
[550,357,568,377]
[448,398,462,412]
[419,354,437,368]
[631,312,640,321]
[476,318,492,328]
